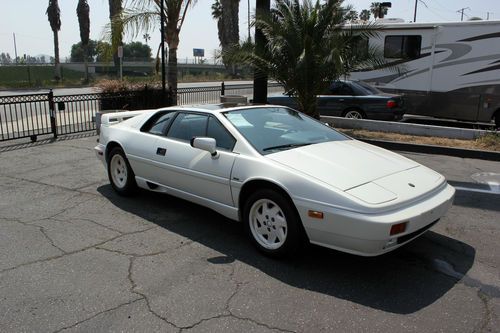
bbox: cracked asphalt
[0,134,499,333]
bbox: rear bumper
[94,143,106,167]
[294,183,455,256]
[366,108,406,121]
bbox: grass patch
[0,65,86,88]
[338,128,500,152]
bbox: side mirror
[190,137,218,158]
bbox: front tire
[243,189,304,258]
[107,147,137,196]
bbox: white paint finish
[96,105,456,256]
[266,140,418,191]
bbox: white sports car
[95,105,455,257]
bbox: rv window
[384,35,421,59]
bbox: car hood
[266,139,420,191]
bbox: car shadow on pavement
[97,185,476,315]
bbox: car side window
[167,113,209,141]
[329,82,353,95]
[207,116,236,151]
[141,111,176,135]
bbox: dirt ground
[338,129,500,152]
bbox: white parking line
[453,186,500,195]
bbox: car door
[125,110,178,182]
[154,112,237,206]
[317,82,353,116]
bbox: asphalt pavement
[0,135,499,332]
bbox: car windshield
[224,107,349,154]
[354,81,382,95]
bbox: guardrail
[0,82,284,142]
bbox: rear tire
[343,109,365,119]
[243,189,304,258]
[107,147,137,196]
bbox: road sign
[193,48,205,57]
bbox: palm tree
[369,2,388,19]
[115,0,193,104]
[108,0,123,73]
[46,0,61,81]
[229,0,381,118]
[77,0,90,83]
[359,9,370,21]
[212,0,240,74]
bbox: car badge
[408,183,415,188]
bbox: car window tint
[167,113,208,141]
[141,111,176,134]
[207,117,236,151]
[329,82,352,95]
[148,112,176,135]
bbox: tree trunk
[253,0,270,103]
[53,31,61,81]
[168,47,178,105]
[83,44,89,83]
[220,0,240,76]
[108,0,123,76]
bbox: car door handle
[339,99,345,102]
[156,147,167,156]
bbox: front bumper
[294,183,455,256]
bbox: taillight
[390,222,408,236]
[386,100,397,109]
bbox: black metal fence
[0,82,283,142]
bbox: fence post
[221,81,225,96]
[48,89,57,138]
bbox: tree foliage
[359,9,370,21]
[109,0,194,103]
[70,40,151,62]
[228,0,382,118]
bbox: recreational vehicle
[350,20,500,127]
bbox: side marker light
[308,210,324,219]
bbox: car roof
[158,103,282,115]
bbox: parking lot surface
[0,135,499,332]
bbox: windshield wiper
[263,143,311,151]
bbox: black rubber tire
[243,189,305,258]
[343,108,365,119]
[107,147,137,196]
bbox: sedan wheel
[244,189,305,257]
[108,147,137,196]
[344,110,364,119]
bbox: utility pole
[13,33,18,64]
[247,0,251,41]
[414,0,418,22]
[457,7,470,21]
[486,12,493,20]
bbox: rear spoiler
[100,110,147,126]
[96,110,148,135]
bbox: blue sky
[0,0,498,61]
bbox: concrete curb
[321,116,495,140]
[361,138,500,161]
